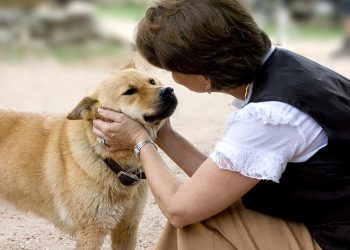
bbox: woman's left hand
[92,108,151,152]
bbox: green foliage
[297,27,342,40]
[95,2,148,21]
[0,42,123,63]
[265,25,343,41]
[47,42,122,62]
[0,48,25,62]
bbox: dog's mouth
[143,95,178,123]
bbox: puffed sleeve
[209,102,327,183]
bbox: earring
[244,84,249,100]
[205,84,212,94]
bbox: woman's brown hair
[136,0,271,89]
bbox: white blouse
[209,88,328,183]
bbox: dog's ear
[67,97,99,120]
[119,60,136,70]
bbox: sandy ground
[0,39,349,250]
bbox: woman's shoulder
[226,101,309,129]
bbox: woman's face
[171,72,210,93]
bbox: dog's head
[67,62,178,137]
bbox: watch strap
[134,139,157,158]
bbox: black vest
[241,48,350,250]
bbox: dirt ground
[0,40,349,249]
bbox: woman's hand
[155,118,174,145]
[92,108,151,152]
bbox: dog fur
[0,63,177,249]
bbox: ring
[98,138,106,145]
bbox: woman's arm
[156,119,207,176]
[93,109,260,228]
[139,143,259,228]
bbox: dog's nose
[159,87,174,98]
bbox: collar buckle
[101,157,146,186]
[117,171,141,186]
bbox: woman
[93,0,350,249]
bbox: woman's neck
[220,84,249,100]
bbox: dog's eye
[122,88,137,96]
[149,79,156,85]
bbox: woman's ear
[67,97,100,120]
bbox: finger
[92,122,107,138]
[92,128,105,139]
[93,119,114,134]
[93,119,103,130]
[103,140,110,147]
[105,145,114,152]
[98,108,124,123]
[105,143,119,152]
[106,145,128,152]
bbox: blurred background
[0,0,349,62]
[0,0,149,62]
[0,0,349,249]
[0,0,349,113]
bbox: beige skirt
[154,201,322,250]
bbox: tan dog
[0,63,177,249]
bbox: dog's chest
[94,199,129,228]
[88,181,147,229]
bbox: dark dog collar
[102,158,146,186]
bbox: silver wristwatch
[134,139,157,158]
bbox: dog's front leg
[75,226,105,250]
[111,183,148,250]
[111,220,139,250]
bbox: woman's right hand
[92,108,151,152]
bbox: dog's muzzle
[143,87,178,123]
